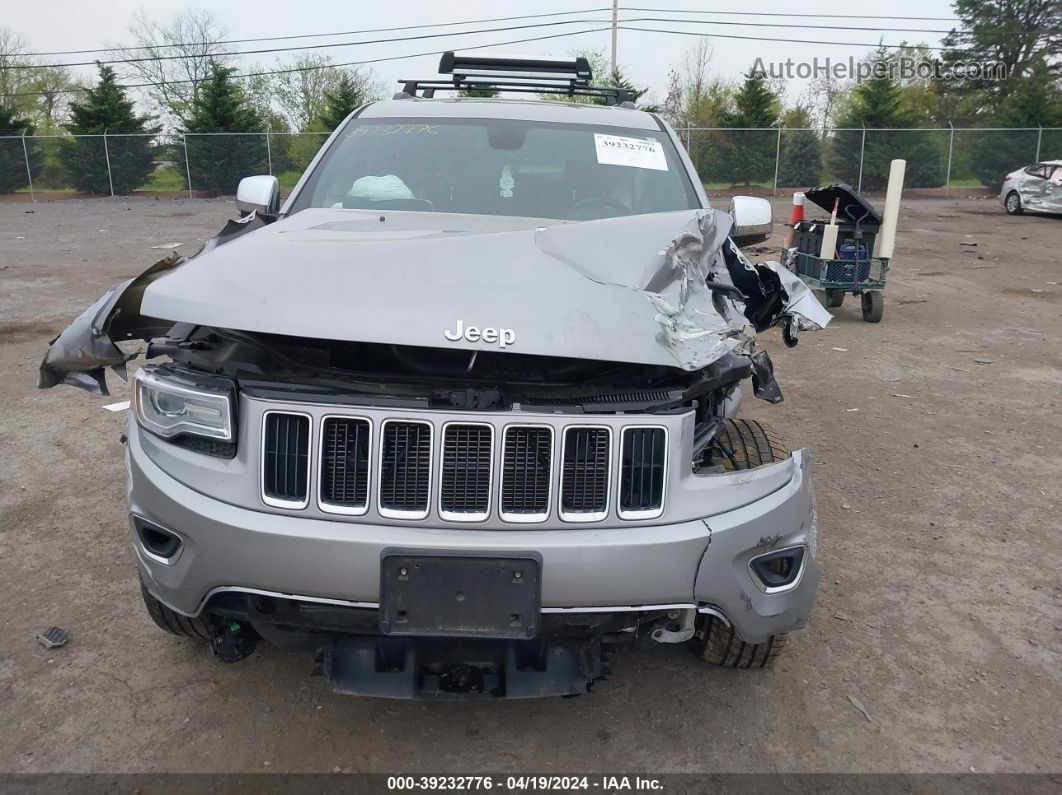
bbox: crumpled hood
[139,208,825,369]
[39,206,830,394]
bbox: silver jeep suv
[40,53,829,698]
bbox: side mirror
[236,175,280,216]
[728,196,773,248]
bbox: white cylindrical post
[877,159,906,260]
[103,132,115,197]
[21,132,35,203]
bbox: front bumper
[128,430,819,645]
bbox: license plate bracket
[379,551,541,639]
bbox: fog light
[750,546,805,592]
[133,516,183,562]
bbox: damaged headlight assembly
[133,366,236,451]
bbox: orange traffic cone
[781,191,805,250]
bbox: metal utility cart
[783,184,889,323]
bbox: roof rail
[394,51,633,107]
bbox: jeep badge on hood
[444,320,517,348]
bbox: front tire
[825,289,845,308]
[692,615,788,668]
[140,582,211,640]
[715,418,789,471]
[1005,191,1023,215]
[697,419,791,668]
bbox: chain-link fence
[680,126,1061,195]
[0,131,333,201]
[1,127,1060,201]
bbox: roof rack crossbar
[395,52,632,106]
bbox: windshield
[290,117,699,221]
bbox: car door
[1045,166,1062,214]
[1019,164,1050,211]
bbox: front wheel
[825,289,845,308]
[861,290,884,323]
[691,614,787,669]
[1004,191,1023,215]
[140,581,211,641]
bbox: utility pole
[610,0,618,76]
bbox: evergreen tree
[0,105,41,193]
[318,73,369,130]
[942,0,1060,108]
[832,48,945,188]
[60,64,157,195]
[538,52,650,108]
[718,69,779,186]
[967,56,1062,187]
[778,107,823,188]
[180,64,267,194]
[457,86,500,99]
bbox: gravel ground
[0,195,1059,774]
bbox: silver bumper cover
[129,431,819,645]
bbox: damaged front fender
[650,209,830,370]
[38,212,269,395]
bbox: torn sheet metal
[649,209,830,370]
[38,212,268,395]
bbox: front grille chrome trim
[317,415,373,516]
[377,418,434,521]
[617,425,669,521]
[499,424,554,524]
[559,425,612,524]
[260,410,313,510]
[438,421,495,523]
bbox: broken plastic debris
[37,627,70,649]
[892,394,914,398]
[847,695,871,722]
[103,400,130,412]
[150,243,182,250]
[831,347,848,352]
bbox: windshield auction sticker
[593,134,668,171]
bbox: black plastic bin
[794,184,882,261]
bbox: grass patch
[138,166,186,192]
[277,170,303,190]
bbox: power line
[15,5,969,60]
[7,27,615,98]
[627,17,967,34]
[10,19,617,70]
[620,25,954,51]
[17,7,612,57]
[625,7,962,22]
[9,14,1025,72]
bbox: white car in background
[1001,160,1062,215]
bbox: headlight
[133,366,235,442]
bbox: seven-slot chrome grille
[260,412,669,523]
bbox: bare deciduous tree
[265,55,380,131]
[0,28,34,111]
[117,9,235,122]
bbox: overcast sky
[6,0,961,105]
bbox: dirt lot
[0,195,1059,775]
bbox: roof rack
[395,51,633,107]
